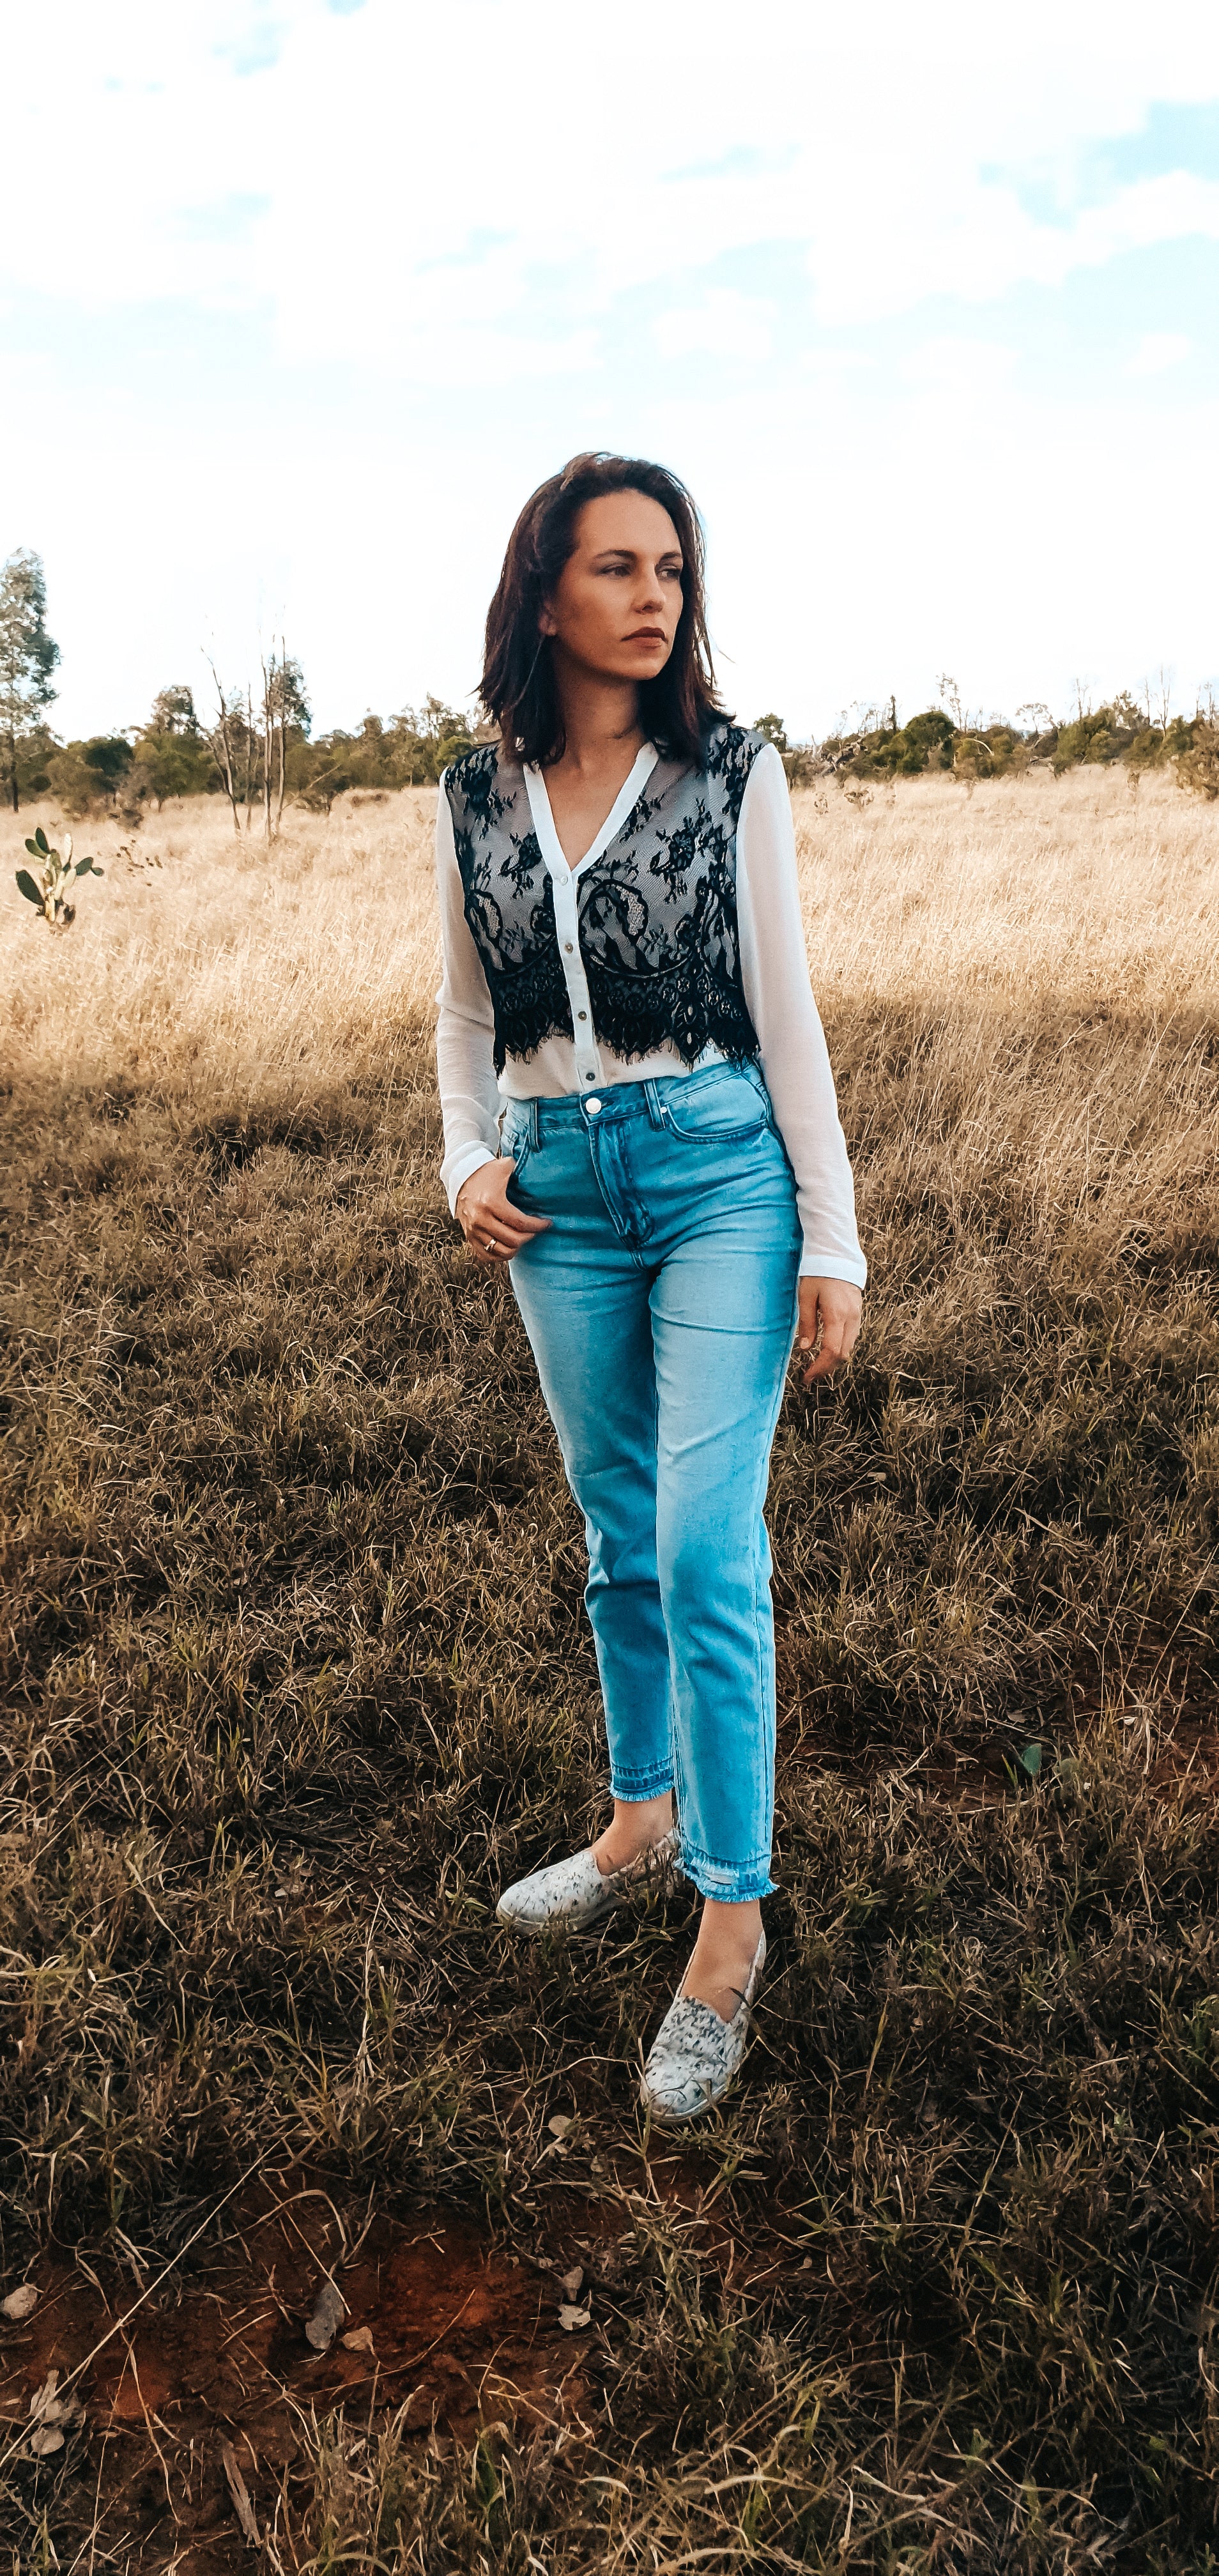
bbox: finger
[472,1214,542,1252]
[795,1303,824,1358]
[496,1208,551,1236]
[468,1220,536,1261]
[464,1205,530,1240]
[802,1328,848,1383]
[467,1204,550,1241]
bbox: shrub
[48,735,136,817]
[14,824,103,928]
[1175,718,1219,802]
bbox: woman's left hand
[797,1277,862,1385]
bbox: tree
[47,735,136,817]
[936,673,963,731]
[119,682,209,809]
[204,660,247,834]
[132,728,211,808]
[1175,720,1219,803]
[0,549,59,813]
[205,647,310,838]
[149,683,199,737]
[259,646,310,839]
[82,737,133,797]
[10,723,57,802]
[753,712,790,753]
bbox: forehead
[572,489,682,556]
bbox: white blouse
[434,740,866,1287]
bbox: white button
[585,1097,602,1114]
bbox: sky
[3,0,1218,744]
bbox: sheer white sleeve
[434,779,502,1212]
[737,745,867,1287]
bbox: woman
[434,452,864,2122]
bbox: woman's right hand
[455,1158,551,1265]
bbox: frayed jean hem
[608,1761,675,1802]
[680,1841,776,1905]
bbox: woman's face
[540,489,684,685]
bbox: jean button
[585,1096,602,1116]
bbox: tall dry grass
[4,773,1215,1290]
[1,788,441,1098]
[4,765,1215,1080]
[2,769,1218,2570]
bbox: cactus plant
[15,825,103,930]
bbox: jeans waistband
[514,1059,769,1145]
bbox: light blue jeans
[503,1061,801,1903]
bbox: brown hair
[480,451,728,769]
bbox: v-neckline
[524,744,659,880]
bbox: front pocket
[663,1077,772,1143]
[500,1111,532,1172]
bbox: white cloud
[1128,330,1194,373]
[3,0,1218,738]
[5,0,1219,354]
[654,293,775,366]
[902,340,1018,395]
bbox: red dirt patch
[0,2178,594,2572]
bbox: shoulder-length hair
[480,452,728,770]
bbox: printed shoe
[640,1930,766,2123]
[496,1827,680,1935]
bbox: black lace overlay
[445,725,766,1072]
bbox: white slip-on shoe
[496,1827,681,1935]
[640,1929,767,2124]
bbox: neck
[549,648,643,773]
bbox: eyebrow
[590,546,684,564]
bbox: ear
[538,605,557,638]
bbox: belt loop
[529,1096,540,1151]
[643,1078,664,1130]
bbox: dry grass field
[1,769,1218,2571]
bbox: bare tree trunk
[205,661,241,834]
[243,686,256,833]
[261,654,273,844]
[275,641,288,839]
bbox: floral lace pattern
[445,728,766,1074]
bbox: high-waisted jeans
[503,1060,801,1903]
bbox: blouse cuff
[442,1141,498,1215]
[799,1250,868,1288]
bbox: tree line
[0,549,482,827]
[3,549,1216,820]
[759,681,1218,800]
